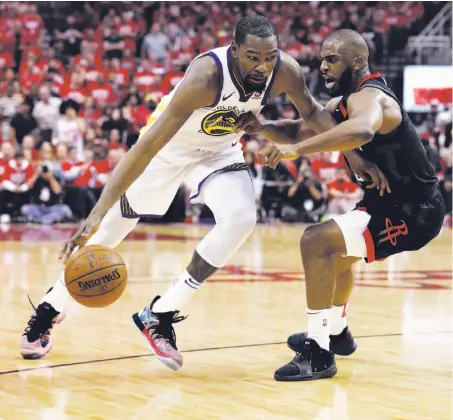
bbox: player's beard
[328,66,353,97]
[243,77,267,94]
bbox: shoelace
[23,296,55,338]
[295,341,312,361]
[149,313,187,349]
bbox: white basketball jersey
[140,46,281,152]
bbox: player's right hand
[233,112,263,134]
[59,213,102,262]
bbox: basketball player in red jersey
[20,19,386,371]
[235,29,445,381]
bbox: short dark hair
[325,29,369,60]
[235,15,278,45]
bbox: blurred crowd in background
[0,1,451,226]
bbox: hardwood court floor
[0,223,451,420]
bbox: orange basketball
[64,245,128,308]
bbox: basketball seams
[66,263,126,285]
[64,245,113,276]
[64,245,127,307]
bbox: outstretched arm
[234,54,339,143]
[291,89,383,154]
[239,53,339,143]
[260,90,382,162]
[60,56,218,260]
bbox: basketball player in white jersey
[20,17,385,371]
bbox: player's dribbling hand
[59,213,102,262]
[233,112,262,134]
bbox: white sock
[152,270,202,313]
[40,271,72,313]
[331,303,348,336]
[307,308,331,351]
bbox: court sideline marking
[0,330,451,376]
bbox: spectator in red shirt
[118,10,138,39]
[61,72,88,104]
[90,73,116,107]
[0,6,22,51]
[121,48,136,73]
[134,59,157,94]
[79,97,103,129]
[311,152,343,184]
[0,44,14,70]
[0,141,15,178]
[19,54,44,91]
[170,37,194,70]
[81,28,103,57]
[84,55,107,84]
[327,167,363,215]
[107,128,127,151]
[62,148,97,219]
[0,151,37,218]
[108,57,130,87]
[123,94,150,127]
[20,3,43,47]
[41,47,65,72]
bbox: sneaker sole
[21,342,53,360]
[274,364,338,382]
[131,313,182,371]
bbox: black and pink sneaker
[132,296,187,371]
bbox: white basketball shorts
[120,143,247,218]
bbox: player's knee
[300,223,334,255]
[223,206,257,235]
[300,225,320,254]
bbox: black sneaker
[287,327,357,356]
[132,296,187,371]
[274,338,337,381]
[20,296,64,360]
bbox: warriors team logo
[201,108,241,136]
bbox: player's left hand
[59,212,102,262]
[363,164,391,196]
[346,151,391,196]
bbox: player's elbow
[357,126,374,143]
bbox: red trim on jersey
[357,72,382,91]
[339,102,348,118]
